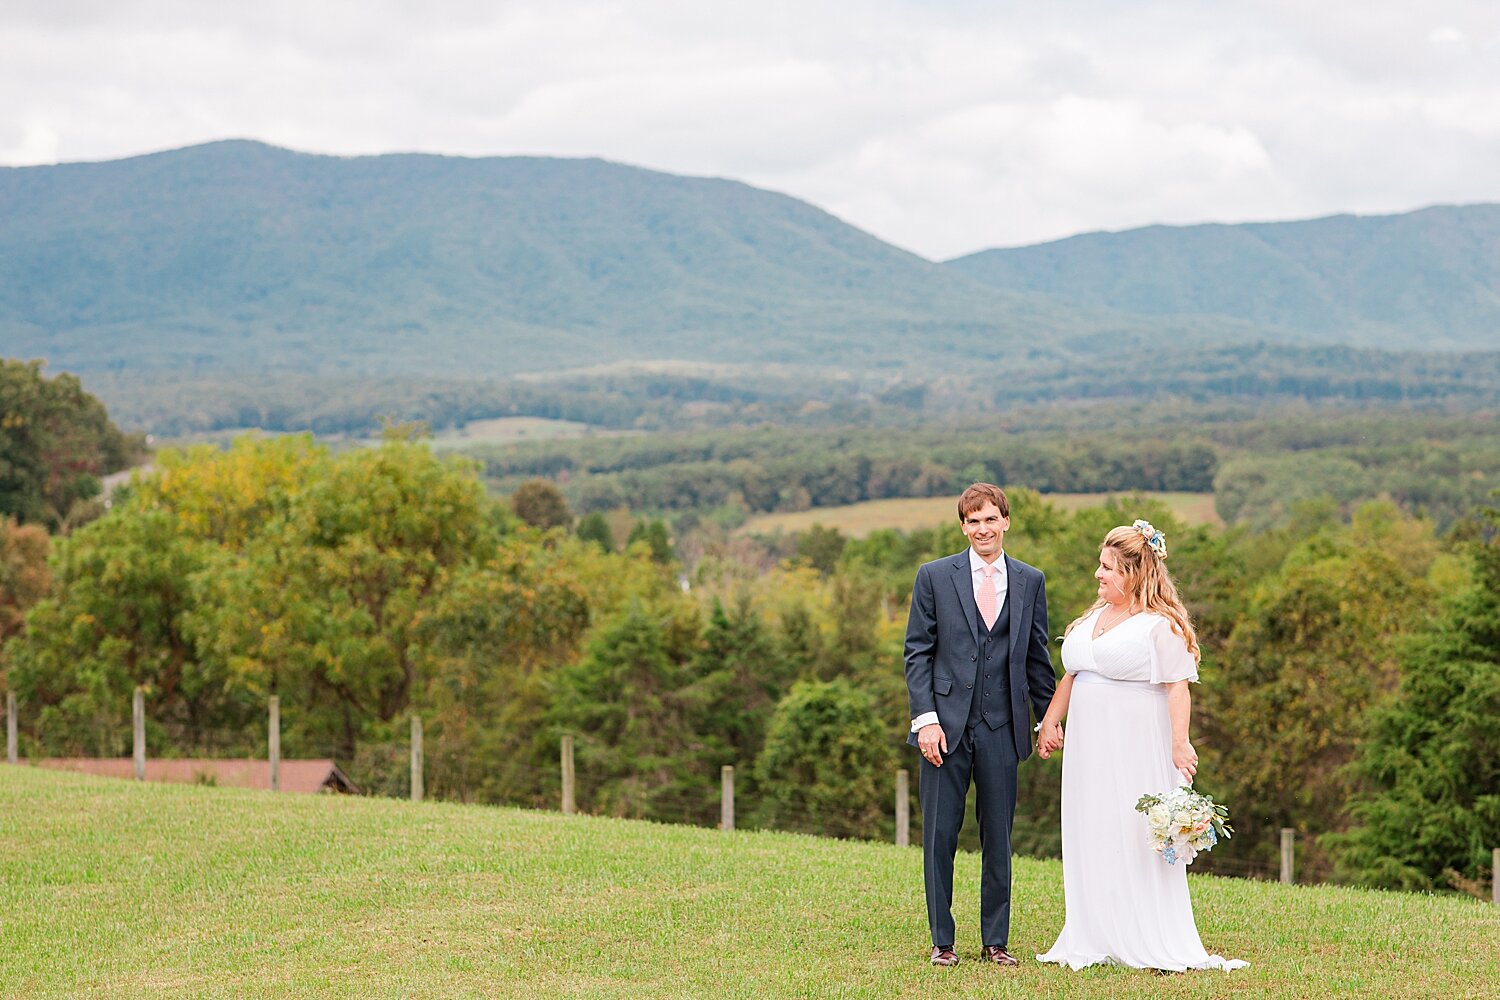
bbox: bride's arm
[1036,673,1074,758]
[1167,680,1198,778]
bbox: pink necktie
[978,564,998,629]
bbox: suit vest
[966,592,1013,731]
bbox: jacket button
[966,683,973,689]
[971,655,977,661]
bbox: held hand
[917,724,947,767]
[1037,721,1064,758]
[1173,738,1198,781]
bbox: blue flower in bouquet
[1134,786,1233,866]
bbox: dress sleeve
[1148,617,1199,684]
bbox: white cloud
[2,1,1498,257]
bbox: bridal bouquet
[1134,786,1233,866]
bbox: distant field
[155,417,616,452]
[422,416,626,450]
[2,766,1494,998]
[742,492,1221,538]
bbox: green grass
[2,767,1494,999]
[741,491,1221,538]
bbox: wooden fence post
[268,696,280,792]
[720,765,735,831]
[895,769,910,847]
[5,691,15,765]
[560,734,575,815]
[410,713,424,803]
[132,687,146,781]
[1280,828,1295,884]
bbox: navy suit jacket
[903,550,1057,761]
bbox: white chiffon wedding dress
[1037,609,1248,973]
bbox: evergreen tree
[1327,507,1500,892]
[686,594,791,788]
[626,518,674,565]
[575,511,614,552]
[548,601,708,821]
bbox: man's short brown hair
[958,483,1010,521]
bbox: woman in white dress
[1035,520,1247,973]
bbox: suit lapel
[948,552,979,645]
[1006,555,1025,659]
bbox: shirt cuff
[910,712,940,732]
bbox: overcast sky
[4,1,1498,259]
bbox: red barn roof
[36,758,358,794]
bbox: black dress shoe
[930,946,958,966]
[981,944,1019,966]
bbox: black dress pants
[918,722,1018,948]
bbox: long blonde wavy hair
[1066,524,1200,662]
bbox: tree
[0,359,139,531]
[576,511,614,552]
[4,434,560,786]
[8,508,225,756]
[627,518,674,564]
[547,601,708,821]
[0,516,49,645]
[794,524,846,575]
[754,679,898,839]
[410,541,590,805]
[1327,507,1500,892]
[684,594,792,795]
[1195,501,1443,877]
[510,478,572,529]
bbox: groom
[904,483,1060,967]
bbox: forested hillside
[948,204,1500,349]
[10,142,1499,439]
[0,141,1144,377]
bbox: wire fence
[3,689,1490,900]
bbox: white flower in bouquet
[1134,786,1233,866]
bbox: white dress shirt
[911,549,1007,732]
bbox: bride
[1035,521,1247,973]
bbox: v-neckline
[1090,606,1141,641]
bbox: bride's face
[1095,547,1129,605]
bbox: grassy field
[156,417,620,453]
[741,491,1221,538]
[420,416,627,451]
[3,768,1494,998]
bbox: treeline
[992,343,1500,408]
[2,433,1495,896]
[73,342,1500,439]
[476,427,1219,514]
[83,369,883,438]
[469,411,1500,531]
[60,352,1500,537]
[0,436,922,839]
[1210,413,1500,531]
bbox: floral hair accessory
[1132,519,1167,559]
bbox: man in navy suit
[905,483,1060,967]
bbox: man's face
[961,502,1009,561]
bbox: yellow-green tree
[1197,501,1446,877]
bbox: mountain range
[948,205,1500,352]
[2,141,1496,385]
